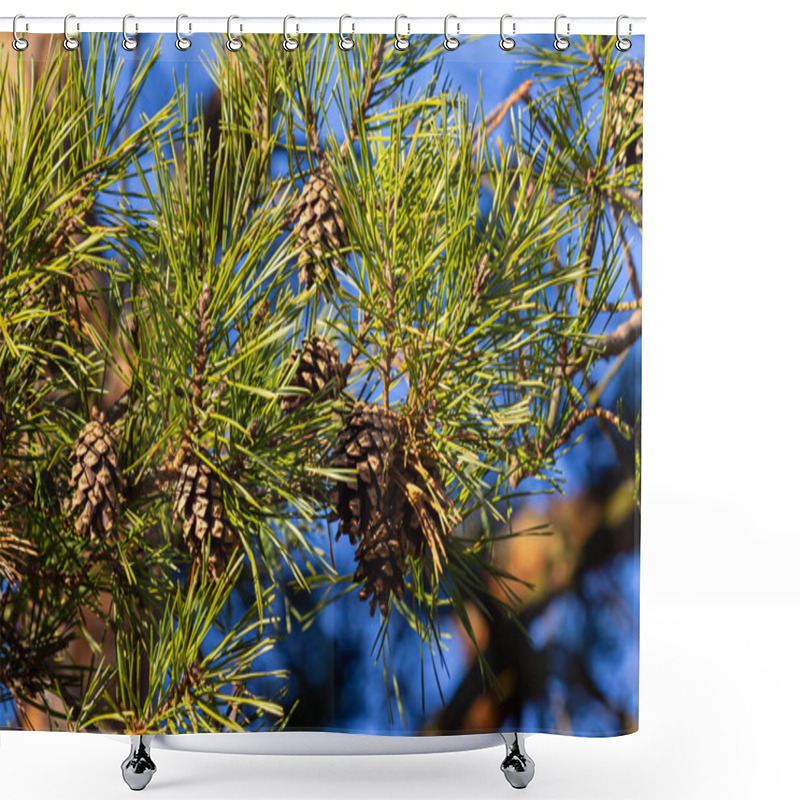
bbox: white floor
[2,596,797,799]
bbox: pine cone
[288,160,348,289]
[173,451,237,580]
[354,517,407,617]
[330,406,456,616]
[330,403,399,546]
[610,61,644,168]
[281,335,344,413]
[396,445,448,560]
[0,513,35,586]
[67,409,122,540]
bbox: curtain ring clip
[499,14,516,51]
[63,13,80,51]
[227,15,243,52]
[394,15,411,51]
[616,15,633,51]
[554,14,570,51]
[443,14,460,51]
[283,15,299,51]
[12,14,29,51]
[176,14,192,51]
[339,14,355,51]
[122,15,138,51]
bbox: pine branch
[610,202,642,300]
[599,298,642,312]
[548,406,633,452]
[584,308,643,363]
[547,308,643,382]
[472,79,533,156]
[2,33,642,730]
[337,37,386,157]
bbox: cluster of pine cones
[65,327,451,615]
[66,284,240,581]
[282,336,453,616]
[66,407,240,581]
[63,158,451,611]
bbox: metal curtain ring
[12,14,29,51]
[227,15,243,52]
[122,15,138,51]
[616,15,633,51]
[554,14,570,51]
[499,14,515,51]
[176,14,192,51]
[443,14,460,51]
[394,15,410,51]
[339,15,355,51]
[63,13,80,51]
[283,15,299,51]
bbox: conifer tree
[0,33,641,732]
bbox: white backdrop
[2,1,799,798]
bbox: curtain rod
[0,16,646,36]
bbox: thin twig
[341,38,385,155]
[470,252,491,303]
[599,297,642,313]
[576,209,600,308]
[472,79,533,156]
[340,310,373,384]
[305,108,323,160]
[547,406,632,453]
[553,308,642,380]
[585,308,642,362]
[610,203,641,300]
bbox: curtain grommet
[499,14,516,51]
[394,14,411,51]
[63,13,80,51]
[12,14,29,51]
[554,14,570,51]
[283,15,299,51]
[122,14,138,51]
[616,15,633,51]
[443,14,460,51]
[176,14,192,51]
[226,15,243,52]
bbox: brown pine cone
[173,451,237,580]
[288,160,348,289]
[610,60,644,168]
[354,516,407,617]
[330,406,456,616]
[281,335,343,413]
[67,408,122,540]
[329,403,399,546]
[397,446,449,560]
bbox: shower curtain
[0,29,642,739]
